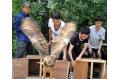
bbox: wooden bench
[74,58,106,79]
[13,58,28,79]
[13,55,70,79]
[26,60,70,79]
[13,55,42,79]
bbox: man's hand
[49,41,52,45]
[62,55,66,62]
[89,47,92,53]
[76,56,81,61]
[71,61,75,67]
[97,49,101,58]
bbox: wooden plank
[103,68,107,79]
[13,55,42,79]
[26,76,39,79]
[52,60,69,79]
[100,63,106,79]
[26,76,55,79]
[26,55,42,59]
[39,58,43,78]
[74,61,88,79]
[79,58,106,63]
[26,60,69,79]
[26,55,42,76]
[28,59,40,76]
[13,58,28,79]
[74,59,106,79]
[90,62,93,79]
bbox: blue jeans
[16,40,33,58]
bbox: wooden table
[74,58,106,79]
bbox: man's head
[22,2,31,14]
[80,26,90,40]
[95,16,103,28]
[51,12,61,27]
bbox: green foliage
[12,34,17,58]
[12,0,23,57]
[30,1,49,40]
[47,0,107,29]
[12,0,23,17]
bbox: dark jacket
[13,11,30,42]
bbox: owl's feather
[21,18,49,55]
[51,22,76,57]
[22,18,76,66]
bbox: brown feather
[22,18,76,68]
[21,18,49,55]
[50,22,76,57]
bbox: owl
[22,17,76,79]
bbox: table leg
[90,62,93,79]
[100,63,106,79]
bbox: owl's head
[43,55,56,67]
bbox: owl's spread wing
[50,22,76,57]
[21,18,49,55]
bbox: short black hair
[51,12,61,19]
[95,16,103,22]
[80,26,90,35]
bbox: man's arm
[68,43,74,62]
[98,40,103,51]
[98,30,105,57]
[13,15,22,32]
[88,39,92,53]
[97,40,103,57]
[48,27,52,42]
[63,45,67,61]
[76,43,88,60]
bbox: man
[13,2,33,58]
[67,27,90,79]
[48,12,65,59]
[88,16,106,58]
[48,12,65,41]
[68,26,90,66]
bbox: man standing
[13,2,33,58]
[88,16,106,58]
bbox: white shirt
[89,25,106,49]
[48,18,65,38]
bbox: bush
[47,0,107,28]
[12,0,23,57]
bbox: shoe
[68,72,73,79]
